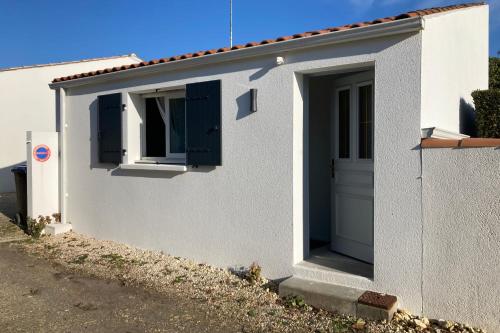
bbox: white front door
[330,74,374,264]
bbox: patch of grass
[331,317,352,332]
[173,275,186,284]
[69,254,88,265]
[21,238,37,244]
[283,295,307,309]
[267,309,278,316]
[130,258,148,266]
[101,253,127,268]
[247,309,257,317]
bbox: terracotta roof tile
[52,2,485,83]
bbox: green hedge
[471,89,500,138]
[490,57,500,90]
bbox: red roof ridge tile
[51,2,485,84]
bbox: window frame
[334,85,352,161]
[141,90,186,164]
[355,80,374,162]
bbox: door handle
[331,159,335,178]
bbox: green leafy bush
[471,89,500,138]
[490,57,500,89]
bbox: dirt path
[0,242,242,333]
[0,193,241,332]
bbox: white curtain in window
[155,97,167,124]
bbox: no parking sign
[33,144,51,162]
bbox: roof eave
[1,54,142,74]
[49,16,423,89]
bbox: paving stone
[279,277,364,316]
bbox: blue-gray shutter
[97,93,122,164]
[186,80,221,166]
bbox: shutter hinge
[122,104,126,111]
[122,149,127,156]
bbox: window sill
[119,163,187,172]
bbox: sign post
[26,132,59,222]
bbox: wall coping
[421,138,500,148]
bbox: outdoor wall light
[250,88,257,112]
[276,56,285,65]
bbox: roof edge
[50,16,423,89]
[0,53,142,73]
[49,2,485,87]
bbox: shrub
[471,89,500,138]
[490,57,500,90]
[245,262,262,284]
[26,216,48,238]
[52,213,61,223]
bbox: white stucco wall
[422,147,500,333]
[0,55,141,192]
[421,6,489,134]
[60,31,425,311]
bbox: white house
[0,54,141,193]
[47,3,499,331]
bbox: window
[116,79,221,168]
[143,91,186,163]
[358,84,373,159]
[337,89,350,159]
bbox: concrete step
[279,276,397,320]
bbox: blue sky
[0,0,498,69]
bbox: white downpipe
[58,87,67,224]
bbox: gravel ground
[12,231,486,333]
[0,242,243,333]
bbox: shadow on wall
[459,98,477,137]
[236,90,254,120]
[0,192,17,219]
[0,162,26,194]
[0,162,25,219]
[249,61,275,81]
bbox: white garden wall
[422,146,500,333]
[421,6,488,134]
[0,55,141,192]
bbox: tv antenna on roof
[230,0,233,48]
